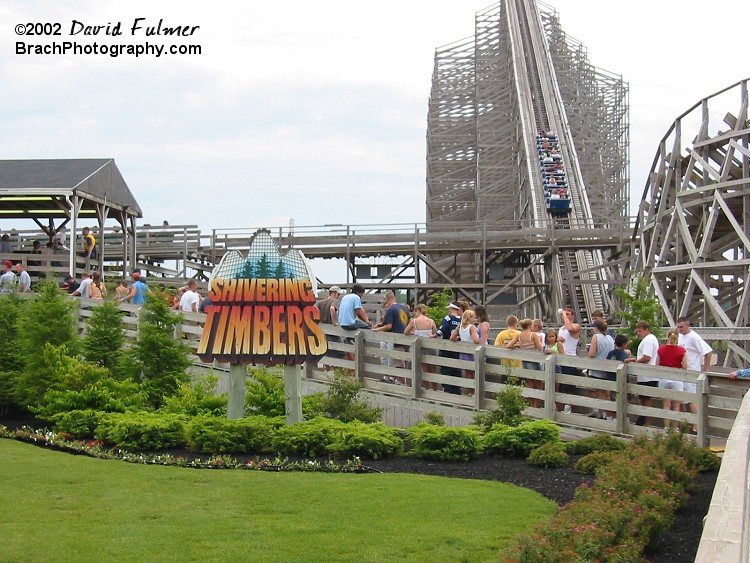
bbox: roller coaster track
[507,0,605,321]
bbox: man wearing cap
[436,303,462,394]
[63,274,80,293]
[15,263,31,292]
[316,286,343,325]
[0,260,16,293]
[338,284,371,330]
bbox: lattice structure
[425,0,629,320]
[634,79,750,367]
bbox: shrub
[690,447,722,472]
[484,419,560,457]
[528,443,568,468]
[30,345,146,420]
[95,411,188,450]
[272,417,346,457]
[161,374,227,417]
[565,433,627,455]
[473,376,528,429]
[245,366,285,417]
[331,422,403,459]
[575,451,618,475]
[320,370,382,423]
[51,409,104,438]
[422,411,445,426]
[408,423,483,461]
[185,415,281,454]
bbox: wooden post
[474,345,485,410]
[544,355,556,420]
[615,363,628,434]
[696,373,708,448]
[284,364,303,425]
[227,364,246,420]
[411,337,422,400]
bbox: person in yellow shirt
[494,315,522,370]
[82,227,97,259]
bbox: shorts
[659,379,684,391]
[459,352,474,362]
[683,382,697,394]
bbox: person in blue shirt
[338,284,371,330]
[119,272,149,305]
[729,369,750,379]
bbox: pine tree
[119,291,190,408]
[81,300,126,372]
[0,294,24,414]
[13,281,78,408]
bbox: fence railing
[68,298,750,447]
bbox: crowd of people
[537,131,570,212]
[315,287,717,428]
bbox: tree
[426,287,454,327]
[119,291,190,408]
[14,281,78,408]
[0,294,24,414]
[80,300,126,372]
[614,276,665,352]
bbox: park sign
[197,229,327,365]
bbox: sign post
[197,229,326,424]
[283,365,303,425]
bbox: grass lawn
[0,440,555,562]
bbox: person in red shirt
[656,328,687,428]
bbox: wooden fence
[71,299,750,446]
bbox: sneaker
[586,409,601,418]
[563,404,572,414]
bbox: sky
[1,0,747,238]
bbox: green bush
[272,417,346,457]
[331,422,403,459]
[507,434,695,561]
[473,376,528,429]
[484,419,560,457]
[51,409,104,438]
[690,447,722,472]
[30,345,146,420]
[245,366,285,417]
[574,451,618,475]
[565,433,627,455]
[318,370,382,423]
[185,415,281,454]
[408,423,483,461]
[527,443,568,468]
[161,374,227,417]
[95,411,188,450]
[422,411,446,426]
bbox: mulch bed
[1,412,717,561]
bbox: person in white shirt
[179,280,200,313]
[0,260,16,293]
[15,263,31,292]
[677,316,713,423]
[71,272,92,299]
[625,320,659,426]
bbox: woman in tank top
[404,304,439,391]
[506,318,544,408]
[450,309,480,396]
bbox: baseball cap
[448,302,460,310]
[329,286,343,293]
[132,272,141,280]
[3,260,12,267]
